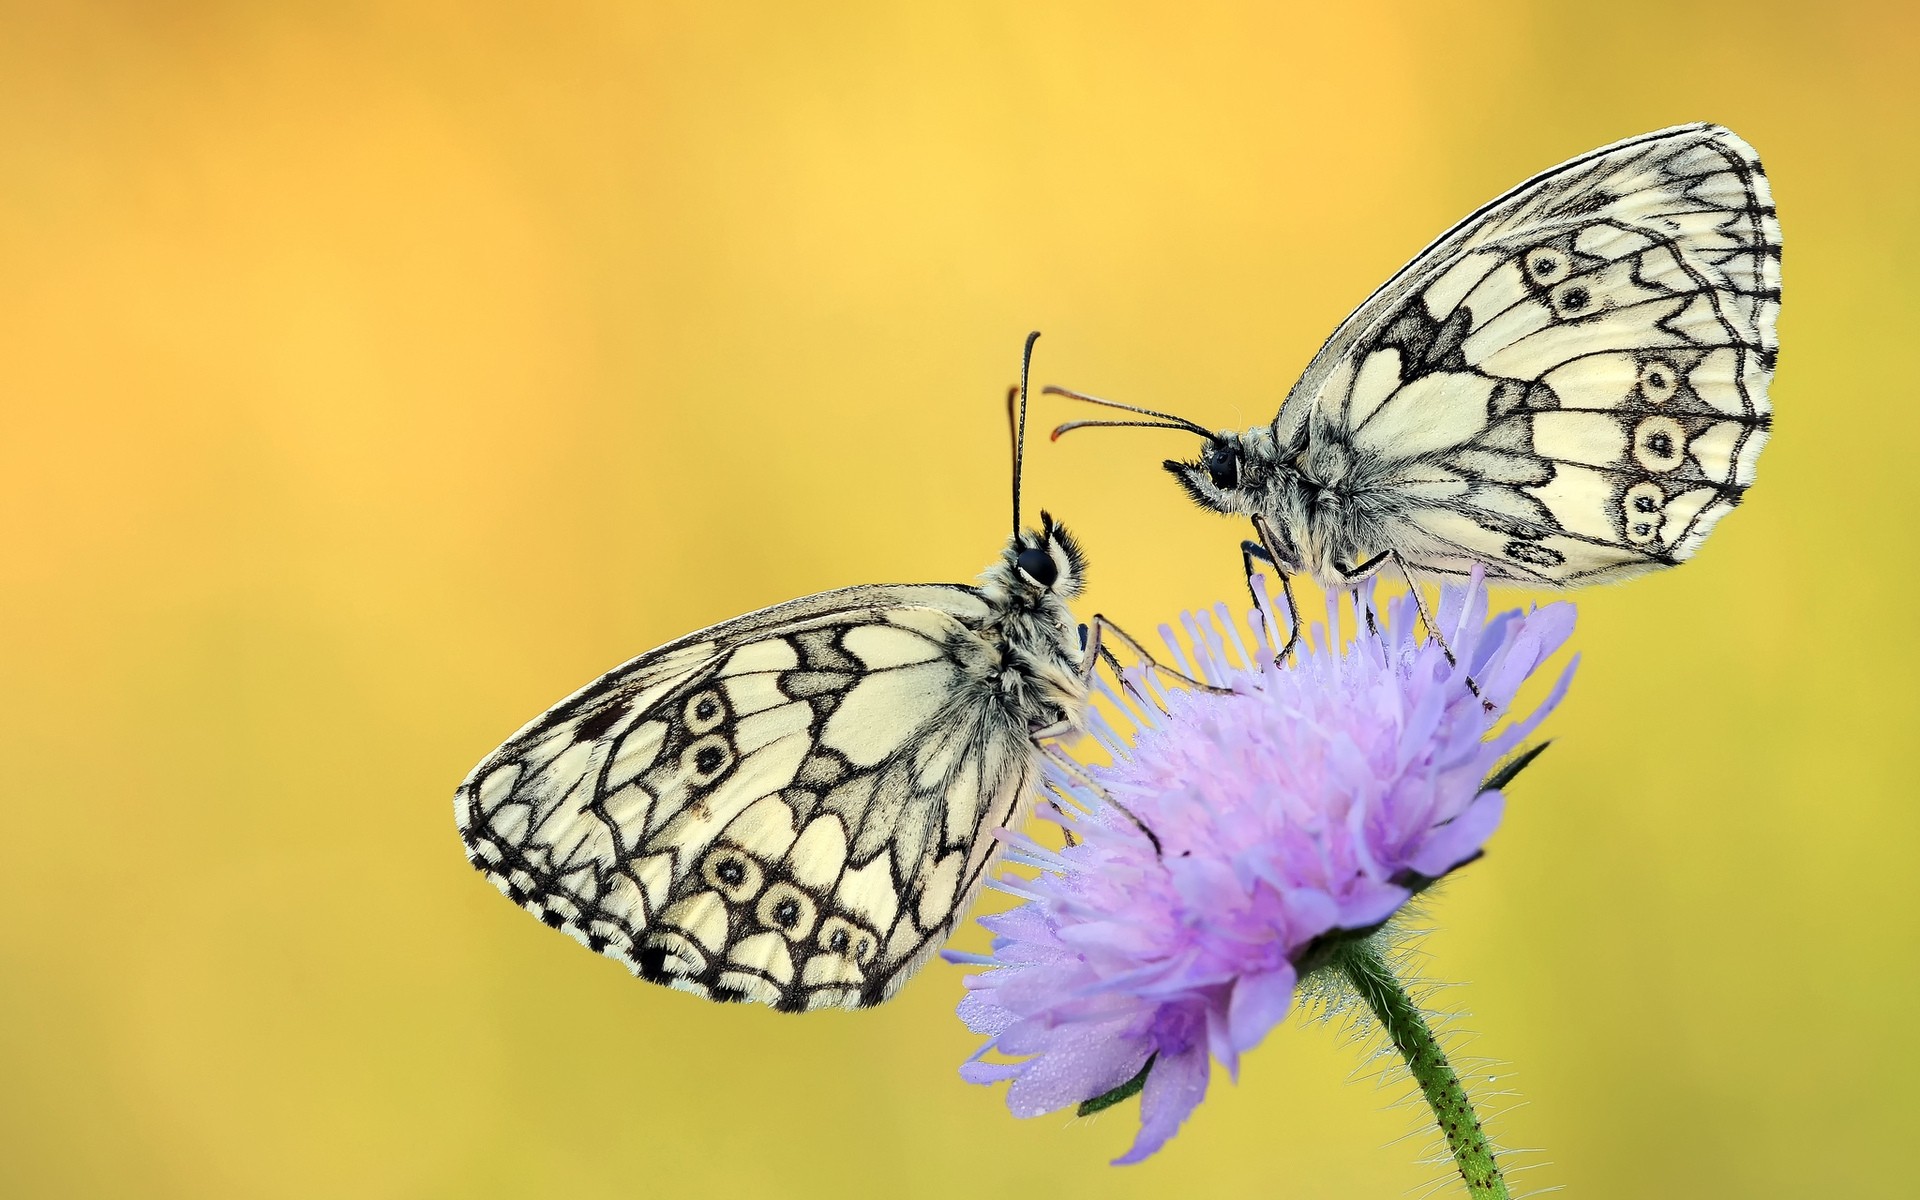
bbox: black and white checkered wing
[1287,123,1778,584]
[456,584,1041,1012]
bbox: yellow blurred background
[3,2,1913,1196]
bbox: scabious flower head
[952,570,1576,1164]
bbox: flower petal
[1113,1043,1211,1165]
[1408,792,1505,878]
[1227,965,1298,1055]
[958,1059,1024,1085]
[955,990,1014,1035]
[1335,879,1414,931]
[1004,1018,1152,1117]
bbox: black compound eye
[1016,546,1058,587]
[1201,440,1239,489]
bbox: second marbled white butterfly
[1052,124,1779,612]
[456,335,1178,1012]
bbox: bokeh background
[3,2,1914,1196]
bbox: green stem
[1334,938,1509,1199]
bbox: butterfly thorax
[1286,422,1440,582]
[970,523,1090,738]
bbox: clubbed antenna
[1012,330,1041,535]
[1043,385,1213,440]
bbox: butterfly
[456,334,1182,1011]
[1050,124,1778,638]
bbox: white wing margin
[1287,124,1778,584]
[455,584,1036,1011]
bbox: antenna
[1012,330,1040,534]
[1042,385,1212,440]
[1004,384,1020,497]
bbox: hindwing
[1290,123,1778,584]
[456,584,1040,1011]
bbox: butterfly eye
[1201,440,1240,489]
[1015,547,1058,587]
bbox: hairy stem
[1334,939,1509,1199]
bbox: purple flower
[950,570,1576,1164]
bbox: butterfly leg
[1336,549,1391,579]
[1331,549,1391,641]
[1377,551,1487,702]
[1371,551,1452,665]
[1336,550,1443,650]
[1085,615,1235,696]
[1044,618,1230,858]
[1333,551,1480,697]
[1036,741,1162,856]
[1245,515,1303,664]
[1080,621,1147,707]
[1035,780,1081,849]
[1238,540,1283,655]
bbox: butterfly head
[1164,430,1261,515]
[999,510,1087,602]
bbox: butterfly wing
[456,584,1042,1011]
[1285,123,1777,584]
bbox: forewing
[456,584,1038,1011]
[1289,124,1777,584]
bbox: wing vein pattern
[1273,123,1777,584]
[456,582,1050,1012]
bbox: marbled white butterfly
[1051,124,1778,635]
[457,335,1186,1011]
